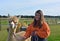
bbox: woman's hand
[31,31,37,36]
[35,31,37,35]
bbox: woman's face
[35,13,40,21]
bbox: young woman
[16,10,50,41]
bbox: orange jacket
[24,22,50,38]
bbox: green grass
[0,24,60,41]
[0,25,8,41]
[48,24,60,41]
[0,30,8,41]
[0,19,8,24]
[0,18,60,41]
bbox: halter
[9,21,18,29]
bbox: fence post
[0,18,1,31]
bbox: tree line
[0,15,60,18]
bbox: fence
[0,17,60,31]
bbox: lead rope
[35,35,38,41]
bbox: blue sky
[0,0,60,16]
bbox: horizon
[0,14,60,16]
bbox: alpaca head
[9,16,19,29]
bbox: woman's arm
[24,24,32,39]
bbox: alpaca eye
[9,21,12,23]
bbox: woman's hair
[33,10,45,28]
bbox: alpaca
[7,16,22,41]
[7,16,31,41]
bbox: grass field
[48,24,60,41]
[0,18,60,41]
[0,24,60,41]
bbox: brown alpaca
[7,16,22,41]
[7,16,31,41]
